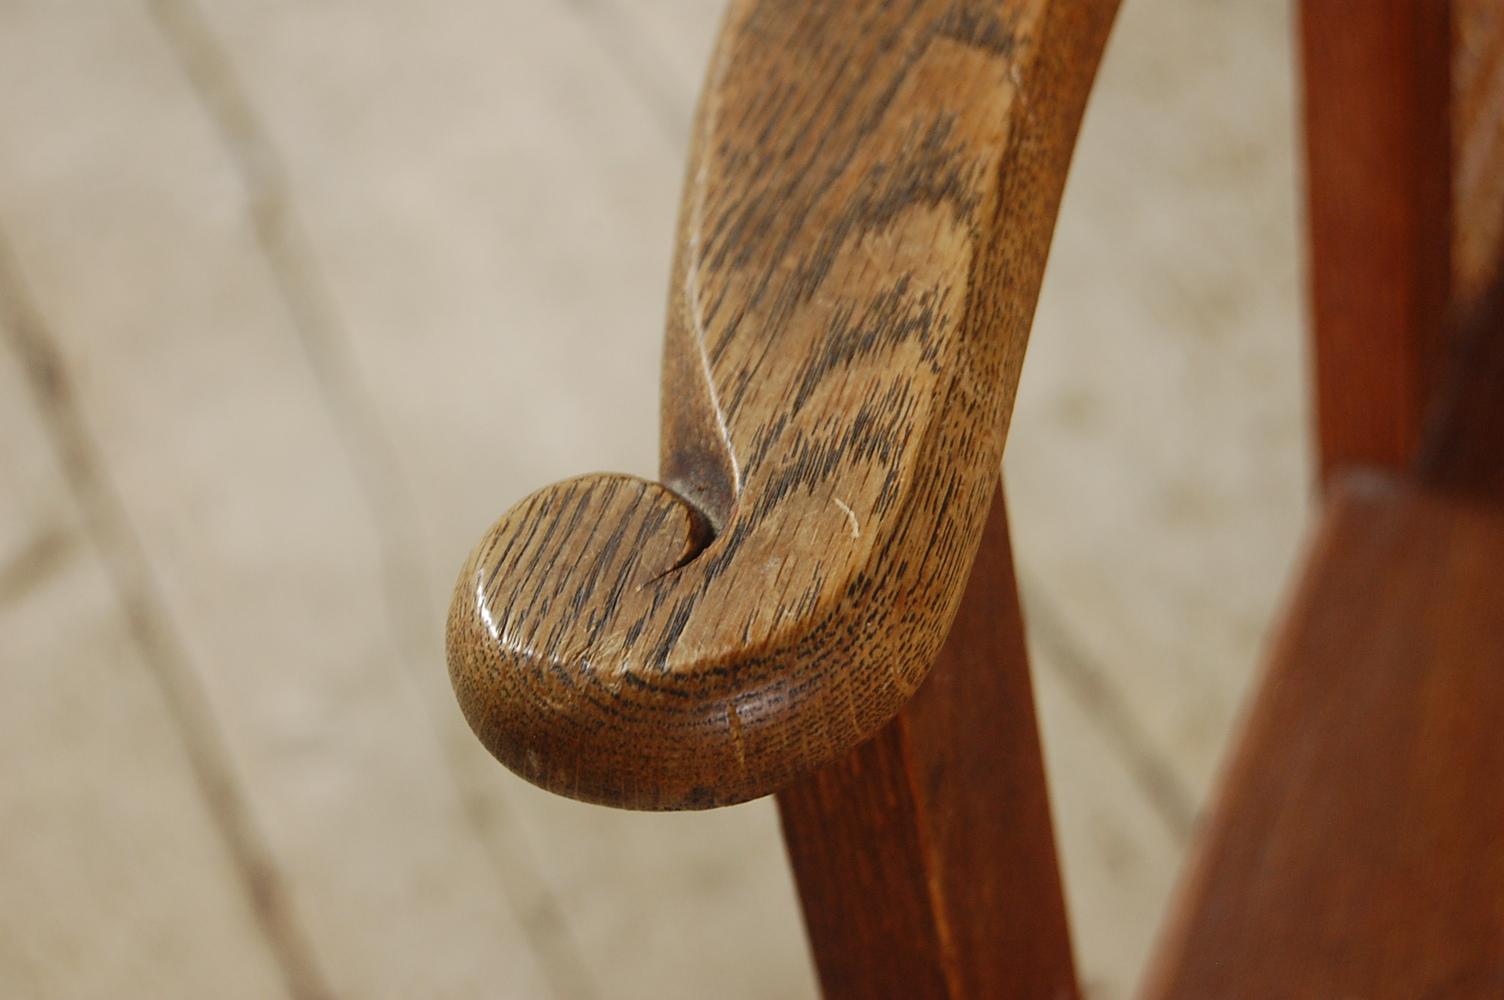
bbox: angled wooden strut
[446,0,1118,809]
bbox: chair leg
[776,481,1076,1000]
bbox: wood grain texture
[447,0,1118,808]
[777,485,1076,1000]
[1301,0,1454,477]
[1143,473,1504,999]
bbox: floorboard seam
[0,232,336,1000]
[142,4,599,996]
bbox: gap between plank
[0,233,336,1000]
[142,3,599,996]
[145,0,1194,969]
[1020,580,1198,845]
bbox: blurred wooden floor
[0,2,1305,997]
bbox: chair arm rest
[446,0,1117,809]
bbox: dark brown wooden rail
[446,0,1118,809]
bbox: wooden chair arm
[445,0,1118,809]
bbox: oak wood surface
[1142,473,1504,999]
[778,485,1077,1000]
[448,0,1119,808]
[1140,8,1504,995]
[1301,0,1454,479]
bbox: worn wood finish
[1301,0,1454,478]
[1143,473,1504,999]
[777,485,1077,1000]
[447,0,1119,809]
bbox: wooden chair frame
[446,2,1504,995]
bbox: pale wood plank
[181,0,816,994]
[1028,639,1183,1000]
[0,336,294,1000]
[1006,0,1306,992]
[1010,0,1304,819]
[572,0,726,136]
[0,5,552,997]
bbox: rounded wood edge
[445,470,979,809]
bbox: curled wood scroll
[446,0,1117,808]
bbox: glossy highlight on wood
[446,0,1117,809]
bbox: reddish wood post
[1143,5,1504,996]
[777,487,1077,1000]
[1301,0,1454,478]
[1422,0,1504,496]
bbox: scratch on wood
[726,701,748,774]
[833,497,861,539]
